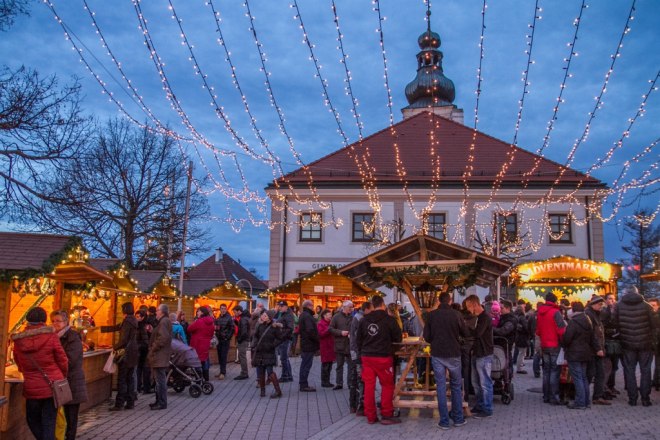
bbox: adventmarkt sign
[514,256,616,283]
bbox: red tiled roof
[270,112,604,188]
[186,252,267,292]
[0,232,73,271]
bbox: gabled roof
[185,251,268,292]
[268,111,604,189]
[0,232,74,272]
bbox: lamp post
[236,278,253,312]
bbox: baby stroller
[492,336,514,404]
[168,339,214,398]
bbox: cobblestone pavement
[78,357,660,440]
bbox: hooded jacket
[358,309,402,358]
[114,314,139,368]
[215,312,235,342]
[615,292,654,351]
[188,315,214,362]
[236,309,251,344]
[11,324,68,400]
[251,321,285,367]
[59,327,88,404]
[318,318,336,363]
[536,301,567,349]
[562,312,598,362]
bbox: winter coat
[472,311,494,358]
[251,322,285,367]
[349,311,365,356]
[114,315,139,368]
[584,307,604,353]
[298,307,320,353]
[615,292,655,352]
[59,327,88,405]
[494,312,517,349]
[562,312,598,362]
[274,309,295,340]
[514,310,529,347]
[11,324,68,400]
[148,316,172,368]
[188,315,215,362]
[424,304,468,358]
[136,320,150,349]
[536,301,567,349]
[249,308,263,338]
[318,319,336,363]
[329,311,353,354]
[215,313,235,342]
[172,322,188,344]
[357,309,402,358]
[236,310,251,344]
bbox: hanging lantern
[414,282,439,309]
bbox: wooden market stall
[510,255,622,305]
[339,232,511,413]
[1,233,116,440]
[262,265,376,311]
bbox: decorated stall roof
[183,279,249,300]
[264,265,374,297]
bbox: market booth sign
[515,256,615,283]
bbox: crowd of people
[10,285,660,438]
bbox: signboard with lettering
[514,256,619,283]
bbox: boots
[202,368,209,382]
[258,373,266,397]
[269,372,282,399]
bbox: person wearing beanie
[110,302,139,411]
[232,304,251,380]
[11,307,68,440]
[251,309,285,398]
[536,292,567,405]
[585,296,609,405]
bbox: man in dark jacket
[648,298,660,391]
[464,295,494,418]
[214,304,235,380]
[233,305,251,380]
[148,304,172,410]
[298,299,320,392]
[111,302,138,411]
[601,293,621,397]
[274,301,295,382]
[513,300,529,374]
[585,296,609,405]
[423,292,468,429]
[357,295,402,425]
[329,300,354,391]
[536,292,567,405]
[493,300,517,378]
[614,286,656,406]
[349,301,373,414]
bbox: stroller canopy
[171,339,202,368]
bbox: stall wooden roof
[265,265,375,297]
[0,232,74,271]
[184,280,250,301]
[339,233,511,289]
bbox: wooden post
[401,279,425,328]
[177,161,193,313]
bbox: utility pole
[177,161,193,312]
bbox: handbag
[210,334,219,349]
[556,348,567,366]
[103,351,117,374]
[26,352,73,408]
[113,348,126,364]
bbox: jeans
[533,351,542,376]
[63,403,80,440]
[622,349,653,402]
[587,356,605,399]
[277,340,293,380]
[115,363,136,407]
[137,346,151,392]
[461,347,473,401]
[606,353,619,389]
[26,398,57,440]
[217,339,231,375]
[350,359,362,410]
[362,356,395,423]
[237,340,249,376]
[153,367,168,407]
[542,347,561,402]
[201,358,210,381]
[514,344,526,371]
[568,361,589,408]
[299,351,314,388]
[335,352,354,388]
[431,356,464,427]
[471,355,493,414]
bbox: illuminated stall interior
[511,256,622,305]
[184,280,250,317]
[263,266,377,311]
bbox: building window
[424,213,446,240]
[299,212,322,242]
[352,213,375,242]
[549,214,572,243]
[495,213,518,243]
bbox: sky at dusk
[1,0,658,279]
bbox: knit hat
[26,307,47,324]
[266,309,276,320]
[588,296,605,306]
[545,292,558,303]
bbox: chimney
[215,247,223,263]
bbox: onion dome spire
[403,9,456,109]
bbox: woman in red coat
[187,306,215,381]
[318,309,336,388]
[11,307,68,440]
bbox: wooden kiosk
[263,266,375,310]
[340,233,510,412]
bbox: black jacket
[357,309,402,358]
[236,310,251,344]
[298,308,320,352]
[514,310,529,347]
[562,312,598,362]
[137,320,150,350]
[472,311,494,358]
[493,312,517,350]
[615,292,655,351]
[251,322,285,367]
[215,313,235,342]
[274,309,295,340]
[585,307,604,353]
[423,304,467,358]
[114,315,139,368]
[329,311,353,354]
[59,328,88,404]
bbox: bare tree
[0,0,30,31]
[621,208,659,298]
[21,118,210,269]
[1,66,92,212]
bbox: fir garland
[368,262,481,290]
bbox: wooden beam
[402,279,425,328]
[371,259,475,268]
[418,235,428,262]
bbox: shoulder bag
[25,352,73,408]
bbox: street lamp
[236,278,253,311]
